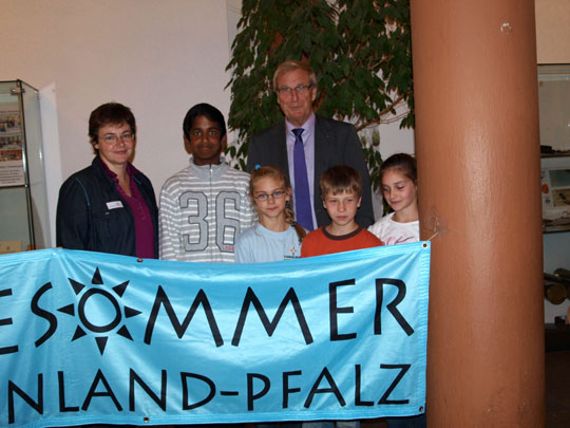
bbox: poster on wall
[0,111,25,187]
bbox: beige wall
[1,0,235,187]
[536,0,570,63]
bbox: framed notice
[0,110,24,186]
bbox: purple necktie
[292,128,314,230]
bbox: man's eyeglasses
[101,132,134,145]
[277,84,314,97]
[189,128,222,139]
[254,190,286,202]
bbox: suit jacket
[247,115,374,228]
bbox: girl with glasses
[235,166,305,263]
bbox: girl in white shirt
[369,153,419,244]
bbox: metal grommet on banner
[143,416,150,423]
[137,258,144,263]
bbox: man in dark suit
[247,60,374,230]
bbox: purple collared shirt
[102,162,155,259]
[286,113,317,228]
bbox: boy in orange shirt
[301,165,383,257]
[301,165,382,428]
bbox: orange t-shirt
[301,227,383,257]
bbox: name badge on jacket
[106,201,124,210]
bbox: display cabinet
[539,64,570,234]
[538,65,570,323]
[0,80,49,252]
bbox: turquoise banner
[0,243,430,427]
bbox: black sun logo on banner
[57,267,141,355]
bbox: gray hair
[272,60,318,92]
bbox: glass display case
[538,65,570,233]
[0,80,49,252]
[539,65,570,323]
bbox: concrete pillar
[409,1,545,426]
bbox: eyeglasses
[100,132,134,145]
[189,128,222,139]
[276,84,314,97]
[254,189,286,202]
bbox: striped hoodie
[159,157,255,262]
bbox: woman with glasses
[56,102,158,258]
[235,165,305,263]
